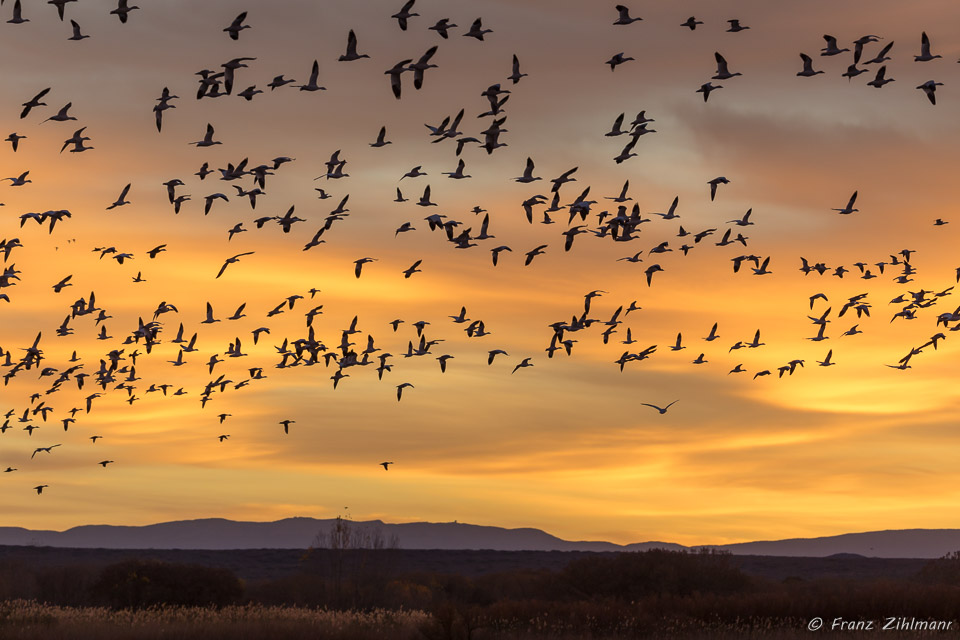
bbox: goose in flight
[279,419,294,434]
[508,54,526,83]
[866,66,893,88]
[409,46,438,90]
[821,35,849,56]
[797,53,824,77]
[268,75,295,90]
[370,126,391,148]
[106,183,131,210]
[5,171,31,186]
[550,166,578,191]
[514,158,541,184]
[852,35,880,63]
[487,349,508,365]
[524,245,547,266]
[727,19,749,32]
[42,103,76,123]
[704,322,720,341]
[728,208,753,226]
[297,60,326,91]
[339,29,369,61]
[511,358,533,374]
[915,32,941,61]
[354,257,377,278]
[224,12,249,40]
[190,123,220,147]
[97,460,114,467]
[32,444,61,458]
[917,80,943,105]
[713,52,741,80]
[402,259,422,278]
[752,257,772,275]
[8,0,28,24]
[613,5,642,25]
[396,382,413,401]
[5,132,25,151]
[216,252,254,278]
[681,16,703,30]
[641,400,678,414]
[68,19,88,40]
[380,461,394,470]
[109,0,139,24]
[385,59,413,99]
[832,191,858,214]
[391,0,418,31]
[34,485,49,494]
[49,0,77,21]
[708,177,729,201]
[218,434,230,442]
[817,350,836,366]
[864,41,895,64]
[463,18,493,40]
[428,18,456,38]
[644,264,663,286]
[491,245,511,265]
[20,88,50,119]
[697,82,722,102]
[841,64,868,80]
[606,52,635,70]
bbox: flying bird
[224,12,249,40]
[109,0,139,24]
[216,252,254,278]
[613,5,642,25]
[391,0,418,31]
[640,400,679,414]
[339,29,369,62]
[832,191,858,214]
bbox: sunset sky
[3,0,960,547]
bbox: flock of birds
[0,1,957,499]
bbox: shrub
[92,559,242,609]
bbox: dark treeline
[3,546,960,638]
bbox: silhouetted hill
[1,519,958,558]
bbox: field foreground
[3,546,960,638]
[2,600,958,640]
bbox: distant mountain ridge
[1,518,958,558]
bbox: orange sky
[3,0,960,546]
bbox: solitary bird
[354,257,377,278]
[380,461,394,470]
[339,29,369,62]
[106,183,131,210]
[613,5,642,25]
[640,400,679,414]
[708,177,730,201]
[832,191,858,214]
[216,252,254,278]
[224,12,249,40]
[917,80,943,105]
[915,32,941,62]
[797,53,824,77]
[391,0,418,31]
[190,123,221,147]
[606,52,635,71]
[396,382,414,401]
[20,88,51,119]
[109,0,139,24]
